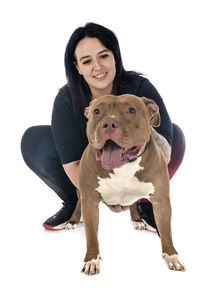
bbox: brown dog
[66,94,185,275]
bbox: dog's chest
[96,157,154,206]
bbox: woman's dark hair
[64,22,142,115]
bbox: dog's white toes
[162,253,186,272]
[81,255,101,276]
[65,222,77,230]
[133,221,146,230]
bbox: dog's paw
[162,253,186,271]
[81,255,101,276]
[65,222,77,230]
[133,221,146,230]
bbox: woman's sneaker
[137,201,159,234]
[43,202,74,230]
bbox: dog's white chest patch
[96,157,154,206]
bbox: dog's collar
[127,141,150,163]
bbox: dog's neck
[127,141,150,163]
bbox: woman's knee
[168,123,186,179]
[171,124,186,162]
[21,125,53,171]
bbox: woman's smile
[93,72,107,80]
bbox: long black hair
[64,22,142,115]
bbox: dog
[66,94,185,275]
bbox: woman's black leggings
[20,124,186,210]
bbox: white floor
[1,147,199,288]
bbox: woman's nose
[93,59,101,70]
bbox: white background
[1,0,199,287]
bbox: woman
[21,23,185,232]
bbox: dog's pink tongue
[101,140,123,170]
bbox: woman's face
[74,37,116,98]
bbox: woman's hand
[103,202,129,213]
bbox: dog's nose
[101,118,119,130]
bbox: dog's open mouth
[96,139,144,170]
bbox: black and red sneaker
[43,202,74,230]
[137,200,159,235]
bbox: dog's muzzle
[96,139,145,170]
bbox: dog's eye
[129,107,136,114]
[93,108,100,115]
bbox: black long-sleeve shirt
[51,76,173,164]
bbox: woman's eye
[128,107,136,114]
[93,108,100,115]
[100,54,109,59]
[82,59,91,65]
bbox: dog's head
[85,94,160,170]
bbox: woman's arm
[51,88,88,165]
[137,78,173,147]
[63,160,80,189]
[150,127,171,164]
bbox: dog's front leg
[81,197,101,276]
[151,192,185,271]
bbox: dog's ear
[84,99,96,119]
[142,97,160,127]
[84,106,90,119]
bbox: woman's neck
[91,85,114,100]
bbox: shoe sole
[43,221,84,231]
[43,223,66,230]
[142,219,157,233]
[43,217,156,233]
